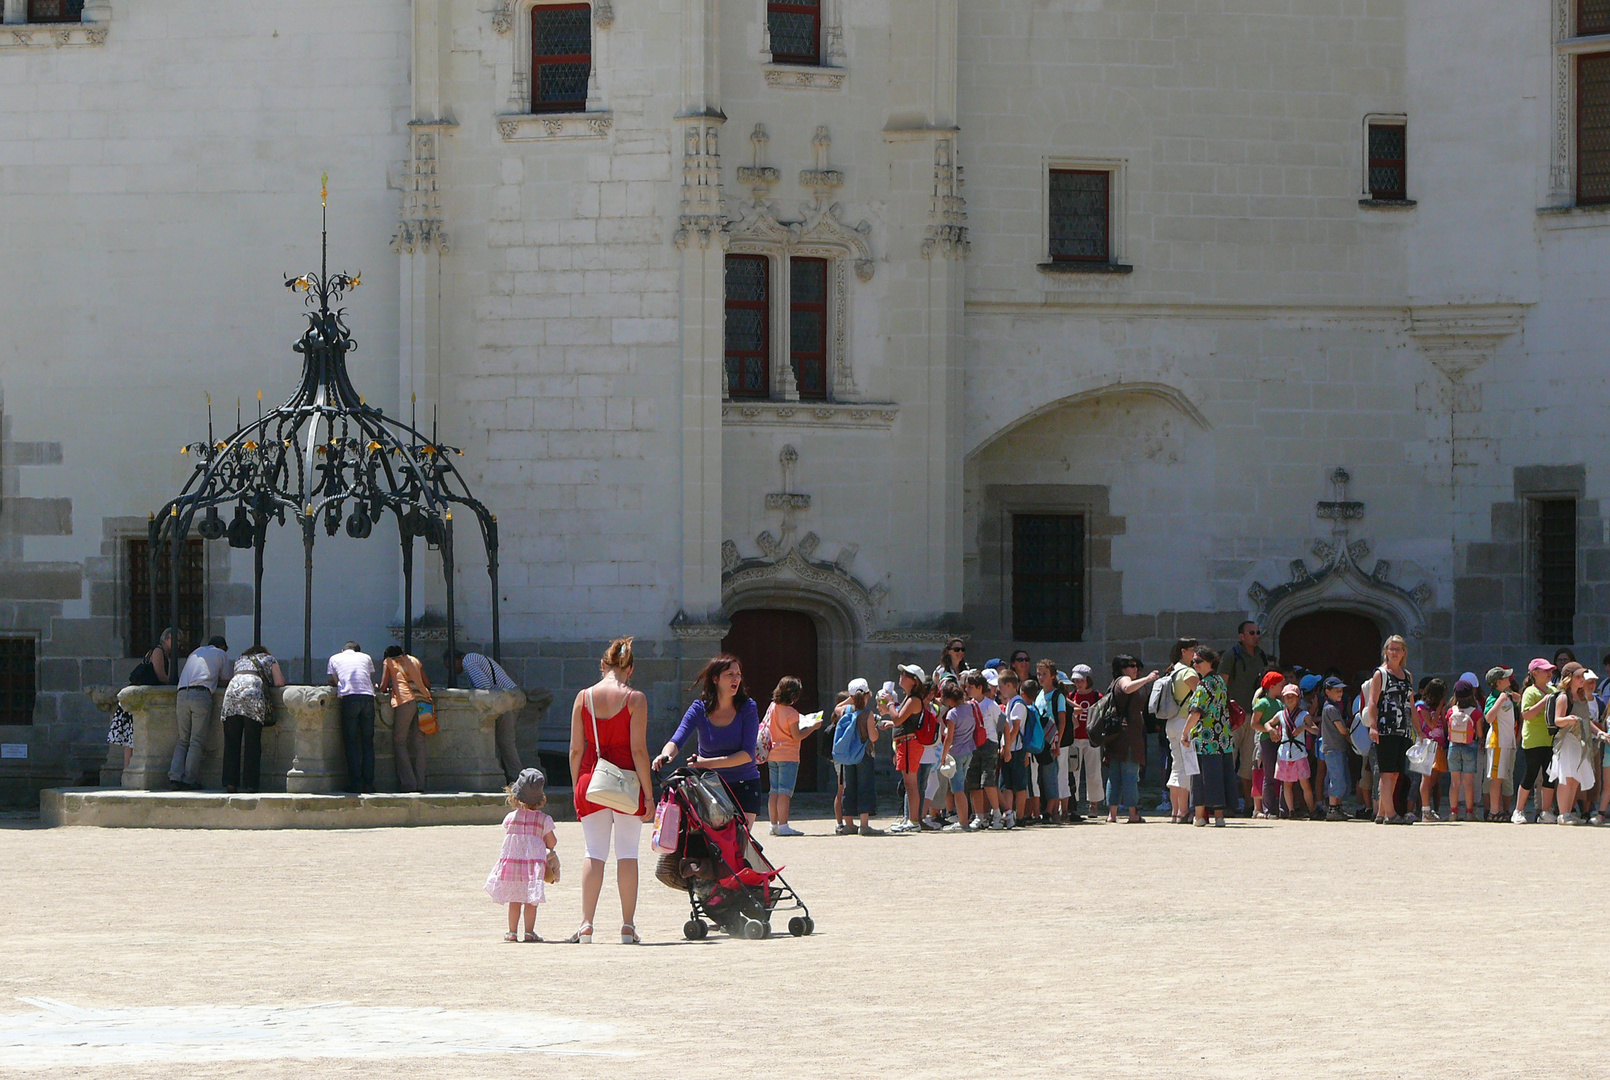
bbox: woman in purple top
[652,654,765,824]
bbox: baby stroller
[652,767,813,940]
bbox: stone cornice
[763,64,846,90]
[722,401,898,429]
[496,112,613,142]
[1,24,107,49]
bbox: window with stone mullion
[789,257,828,401]
[768,0,821,66]
[27,0,84,22]
[724,255,771,400]
[531,4,592,114]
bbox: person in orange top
[765,677,807,836]
[378,645,432,792]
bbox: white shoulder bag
[585,688,642,814]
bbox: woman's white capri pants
[580,808,643,862]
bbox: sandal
[503,932,520,943]
[565,923,593,944]
[621,924,641,945]
[523,932,542,943]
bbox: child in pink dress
[486,768,559,942]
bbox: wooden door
[1277,611,1383,699]
[721,609,822,790]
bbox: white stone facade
[3,0,1609,799]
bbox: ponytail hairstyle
[601,636,635,672]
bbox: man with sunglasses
[1223,620,1275,814]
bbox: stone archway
[1276,610,1384,693]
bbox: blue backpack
[831,707,869,765]
[1018,696,1046,755]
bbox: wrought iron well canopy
[148,178,500,682]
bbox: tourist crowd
[794,626,1610,833]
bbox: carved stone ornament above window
[763,64,846,90]
[497,112,613,141]
[722,401,898,429]
[495,0,612,34]
[1,24,107,49]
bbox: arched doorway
[722,609,822,791]
[1277,611,1383,695]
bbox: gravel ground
[1,810,1604,1078]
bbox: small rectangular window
[0,638,36,726]
[531,4,592,114]
[1012,514,1085,642]
[768,0,821,66]
[1048,170,1109,263]
[1579,54,1610,205]
[1367,123,1407,201]
[1580,0,1610,36]
[1534,498,1577,645]
[127,537,206,658]
[789,256,828,401]
[724,255,770,399]
[27,0,83,22]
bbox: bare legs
[578,856,637,933]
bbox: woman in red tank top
[566,637,652,944]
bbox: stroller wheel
[741,918,766,940]
[787,916,806,937]
[683,919,708,941]
[803,916,815,935]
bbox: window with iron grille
[1533,499,1577,645]
[1048,170,1109,263]
[725,255,770,399]
[1580,0,1610,36]
[1367,124,1407,201]
[790,257,828,401]
[0,638,36,726]
[27,0,83,22]
[532,4,591,114]
[127,538,206,659]
[1012,514,1085,642]
[1579,54,1610,205]
[768,0,821,65]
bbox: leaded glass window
[532,4,591,114]
[1012,515,1085,642]
[0,638,36,726]
[1048,170,1109,263]
[790,257,827,400]
[725,255,770,399]
[1534,499,1577,645]
[768,0,821,66]
[1580,54,1610,204]
[1580,0,1610,36]
[1367,124,1407,201]
[27,0,83,22]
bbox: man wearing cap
[1516,658,1560,823]
[1064,664,1102,820]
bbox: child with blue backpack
[998,669,1030,829]
[830,678,883,836]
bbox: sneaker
[989,816,1004,831]
[1389,814,1414,825]
[768,824,779,836]
[1422,810,1440,823]
[1004,811,1017,830]
[1354,807,1375,820]
[1326,808,1347,822]
[834,823,856,836]
[1540,810,1559,824]
[1310,807,1326,821]
[943,821,966,832]
[858,824,886,836]
[1066,811,1085,823]
[775,824,804,836]
[1558,812,1581,826]
[1511,809,1528,824]
[919,816,942,831]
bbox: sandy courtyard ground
[2,809,1605,1079]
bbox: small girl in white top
[486,768,559,941]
